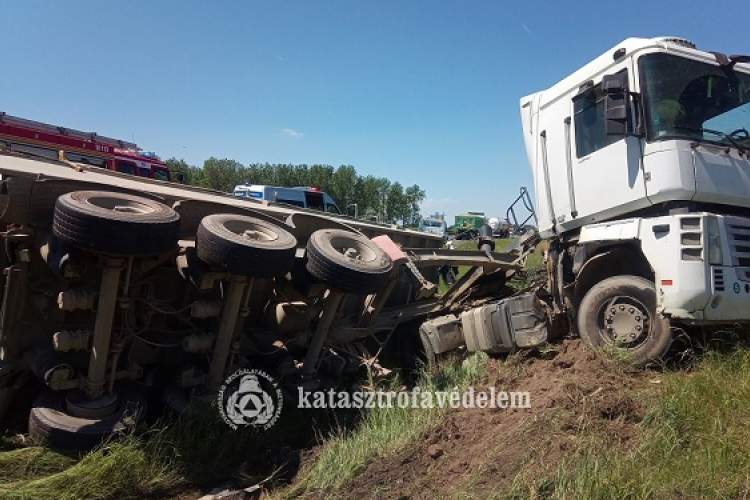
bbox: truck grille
[727,220,750,281]
[713,268,725,292]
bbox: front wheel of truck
[577,275,672,367]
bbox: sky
[1,1,748,224]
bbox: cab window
[153,168,170,181]
[573,70,628,157]
[66,153,107,167]
[116,161,137,175]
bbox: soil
[291,339,655,500]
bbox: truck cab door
[564,67,648,230]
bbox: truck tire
[53,191,180,256]
[306,229,393,294]
[577,275,672,366]
[196,214,297,277]
[28,385,147,450]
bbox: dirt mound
[321,339,653,500]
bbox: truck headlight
[706,216,723,265]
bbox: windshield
[422,220,444,228]
[640,53,750,147]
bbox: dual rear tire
[53,191,180,256]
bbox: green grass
[278,351,490,498]
[0,435,178,500]
[0,407,302,500]
[0,447,76,484]
[512,345,750,499]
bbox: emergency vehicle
[232,183,341,213]
[0,111,175,181]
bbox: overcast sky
[2,0,748,223]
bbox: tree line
[165,158,426,226]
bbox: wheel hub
[330,237,376,262]
[90,197,155,214]
[343,247,360,260]
[604,303,646,343]
[240,228,277,241]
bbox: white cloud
[283,128,304,139]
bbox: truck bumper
[653,214,750,324]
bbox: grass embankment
[0,352,490,499]
[279,352,489,497]
[508,339,750,499]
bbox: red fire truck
[0,111,176,182]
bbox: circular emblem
[218,368,283,430]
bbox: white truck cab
[232,184,341,214]
[419,217,448,238]
[521,36,750,364]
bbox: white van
[232,184,341,214]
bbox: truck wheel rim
[85,195,158,214]
[598,295,651,346]
[329,236,377,262]
[223,220,279,242]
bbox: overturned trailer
[0,152,543,447]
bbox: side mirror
[603,74,628,135]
